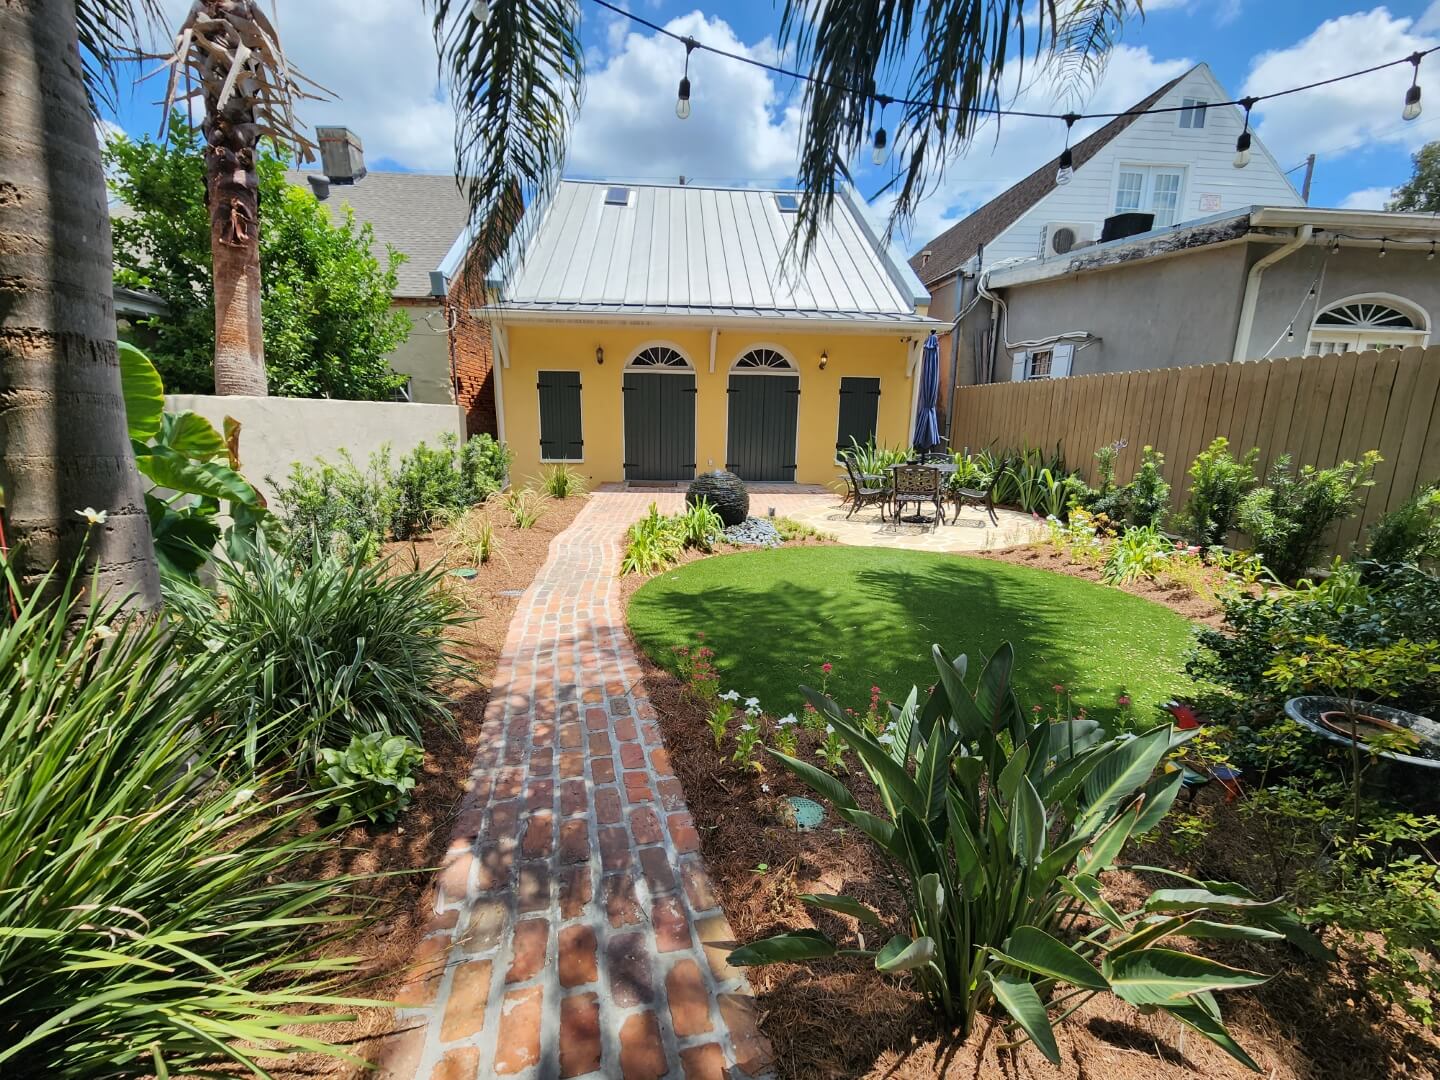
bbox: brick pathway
[377,490,829,1080]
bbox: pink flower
[1052,683,1065,694]
[821,662,833,674]
[1117,694,1132,707]
[696,631,706,640]
[1032,704,1043,714]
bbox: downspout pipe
[1231,225,1312,363]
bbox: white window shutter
[1010,351,1029,382]
[1051,343,1074,378]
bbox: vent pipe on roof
[316,126,366,184]
[307,175,331,200]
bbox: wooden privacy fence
[951,345,1440,557]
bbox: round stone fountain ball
[687,471,749,527]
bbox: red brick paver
[373,490,809,1079]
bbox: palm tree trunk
[0,0,161,611]
[205,97,267,395]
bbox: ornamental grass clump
[0,561,375,1076]
[730,642,1318,1070]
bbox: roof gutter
[1231,224,1312,364]
[478,306,947,334]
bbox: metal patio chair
[841,454,890,520]
[891,464,946,528]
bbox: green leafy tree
[1387,140,1440,213]
[108,119,411,399]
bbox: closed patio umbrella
[912,331,941,452]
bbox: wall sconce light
[819,349,828,370]
[595,345,604,365]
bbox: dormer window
[1178,97,1208,129]
[604,186,632,206]
[774,193,800,213]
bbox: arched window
[733,347,795,371]
[627,345,691,369]
[1307,295,1430,355]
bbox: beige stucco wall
[166,394,465,502]
[387,303,456,405]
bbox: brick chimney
[315,127,366,185]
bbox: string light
[1286,324,1295,342]
[1429,241,1436,261]
[1055,113,1079,186]
[676,37,695,120]
[871,96,891,166]
[1233,97,1256,169]
[587,0,1440,167]
[1378,238,1387,258]
[1330,235,1342,254]
[1404,52,1424,121]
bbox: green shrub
[502,488,549,529]
[443,507,499,566]
[1238,452,1382,583]
[391,433,512,540]
[536,463,588,499]
[313,733,425,825]
[1101,524,1172,584]
[730,643,1312,1069]
[271,449,394,564]
[1368,483,1440,566]
[620,503,686,575]
[674,499,725,552]
[1181,437,1260,547]
[0,561,372,1075]
[843,437,910,476]
[164,543,466,772]
[1083,441,1131,523]
[1125,446,1171,529]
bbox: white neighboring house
[914,63,1304,386]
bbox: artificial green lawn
[628,546,1196,725]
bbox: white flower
[824,724,835,735]
[740,721,755,732]
[745,704,762,718]
[878,731,897,746]
[744,696,760,709]
[760,783,770,793]
[229,788,256,810]
[779,714,797,726]
[719,690,740,702]
[76,507,108,525]
[91,624,117,643]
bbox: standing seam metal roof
[503,180,925,317]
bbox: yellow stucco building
[484,180,944,488]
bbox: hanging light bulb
[1233,97,1256,169]
[1379,238,1388,258]
[676,38,695,120]
[871,126,888,165]
[1055,113,1079,186]
[1429,241,1436,261]
[1286,324,1295,343]
[1404,52,1423,121]
[1330,235,1341,255]
[871,96,891,166]
[472,0,490,25]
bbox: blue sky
[104,2,1440,254]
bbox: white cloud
[877,45,1194,249]
[566,12,801,184]
[1242,8,1439,169]
[1418,1,1440,34]
[1339,185,1396,210]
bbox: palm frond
[427,0,584,281]
[780,0,1138,260]
[1044,0,1137,110]
[74,0,164,114]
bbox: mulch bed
[276,493,588,1077]
[623,541,1440,1080]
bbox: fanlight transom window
[1313,302,1420,330]
[734,348,795,371]
[629,346,690,369]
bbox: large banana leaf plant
[729,642,1323,1070]
[119,341,271,577]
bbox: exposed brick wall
[446,247,498,438]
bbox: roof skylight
[604,186,632,206]
[774,193,800,213]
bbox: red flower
[1116,694,1132,707]
[821,662,833,674]
[1032,704,1043,714]
[1052,683,1065,693]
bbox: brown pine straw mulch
[274,493,588,1078]
[623,542,1440,1080]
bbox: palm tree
[156,1,319,396]
[0,1,162,610]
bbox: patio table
[889,462,954,524]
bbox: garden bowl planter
[1284,696,1440,767]
[688,471,749,527]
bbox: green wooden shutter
[538,370,583,460]
[835,377,881,456]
